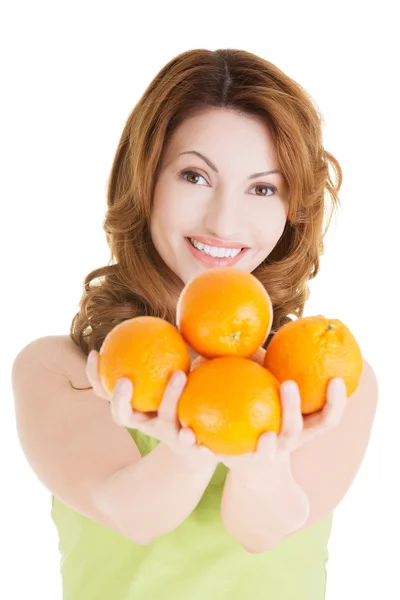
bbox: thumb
[157,371,187,423]
[177,427,197,446]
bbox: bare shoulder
[293,357,379,466]
[290,358,379,529]
[14,334,91,388]
[12,334,141,533]
[338,357,379,424]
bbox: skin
[150,107,290,286]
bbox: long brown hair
[70,48,342,361]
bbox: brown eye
[179,170,208,185]
[251,184,277,197]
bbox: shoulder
[358,357,378,392]
[294,357,379,467]
[329,357,379,447]
[345,356,379,438]
[290,358,379,528]
[13,334,91,389]
[341,357,379,424]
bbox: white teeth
[189,238,242,258]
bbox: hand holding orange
[264,315,363,414]
[178,356,281,455]
[97,267,363,455]
[98,316,190,412]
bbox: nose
[203,193,244,242]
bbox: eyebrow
[177,150,282,179]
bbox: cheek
[152,181,201,236]
[151,182,181,235]
[253,200,288,243]
[153,198,175,230]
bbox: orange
[264,315,363,414]
[176,267,273,358]
[178,356,281,455]
[98,316,191,412]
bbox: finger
[177,426,197,446]
[247,347,266,366]
[279,381,303,440]
[111,378,149,427]
[157,371,187,424]
[253,432,277,463]
[257,431,277,457]
[302,378,347,437]
[320,378,347,429]
[86,351,111,401]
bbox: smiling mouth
[186,237,246,257]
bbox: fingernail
[114,378,131,396]
[171,371,186,388]
[88,351,96,365]
[332,378,346,392]
[282,381,298,394]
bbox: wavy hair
[70,48,342,369]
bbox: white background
[2,1,399,598]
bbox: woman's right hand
[85,350,219,468]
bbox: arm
[12,336,215,546]
[220,358,378,553]
[221,453,309,553]
[94,442,215,544]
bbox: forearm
[221,454,310,553]
[93,441,216,545]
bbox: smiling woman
[12,47,368,600]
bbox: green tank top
[51,428,333,599]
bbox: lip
[185,237,249,267]
[187,235,248,249]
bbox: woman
[12,48,378,599]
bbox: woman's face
[150,108,289,285]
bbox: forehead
[163,108,277,166]
[171,108,271,142]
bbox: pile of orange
[98,267,363,455]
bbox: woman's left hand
[217,346,348,470]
